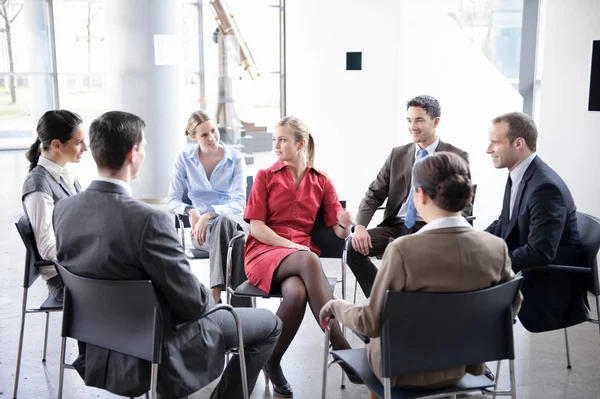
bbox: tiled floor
[1,149,599,398]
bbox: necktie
[404,149,429,229]
[500,175,512,236]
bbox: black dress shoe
[484,365,495,381]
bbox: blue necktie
[405,149,429,229]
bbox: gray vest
[22,165,81,212]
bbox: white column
[104,0,185,200]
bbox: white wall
[538,0,600,218]
[286,0,522,228]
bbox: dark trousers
[346,220,425,297]
[209,308,282,399]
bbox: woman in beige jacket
[320,151,521,396]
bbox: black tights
[265,251,350,385]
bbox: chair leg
[353,279,358,304]
[564,328,572,369]
[596,294,600,341]
[492,360,502,399]
[509,359,517,399]
[42,311,50,362]
[12,288,28,399]
[384,377,391,399]
[150,362,158,399]
[57,337,67,399]
[321,325,331,399]
[230,310,249,399]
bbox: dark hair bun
[435,174,473,212]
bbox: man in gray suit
[348,95,471,297]
[53,111,282,399]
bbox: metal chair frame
[12,214,63,399]
[322,277,523,399]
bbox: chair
[174,176,254,259]
[225,200,347,306]
[346,185,478,304]
[520,211,600,368]
[322,277,523,399]
[12,214,63,399]
[54,262,249,399]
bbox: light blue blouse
[168,141,246,217]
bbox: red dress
[244,161,343,292]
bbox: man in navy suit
[486,111,587,332]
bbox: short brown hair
[492,111,538,152]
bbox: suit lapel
[503,158,538,239]
[74,179,82,194]
[58,177,75,197]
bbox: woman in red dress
[244,116,357,396]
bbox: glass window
[182,0,282,170]
[0,0,54,149]
[444,0,524,89]
[53,0,108,121]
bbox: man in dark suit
[486,111,587,332]
[348,95,470,297]
[53,111,282,399]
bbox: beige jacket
[321,227,522,388]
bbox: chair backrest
[15,214,48,288]
[312,200,346,258]
[576,212,600,294]
[55,262,163,363]
[379,277,523,378]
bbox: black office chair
[322,277,523,399]
[174,176,254,259]
[346,185,478,304]
[520,211,600,369]
[12,214,63,399]
[54,262,249,399]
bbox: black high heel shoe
[263,365,293,397]
[339,363,364,385]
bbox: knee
[299,251,322,273]
[281,277,308,305]
[213,214,239,231]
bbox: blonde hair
[275,116,315,165]
[185,110,212,137]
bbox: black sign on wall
[589,40,600,111]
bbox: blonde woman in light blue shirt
[168,110,249,305]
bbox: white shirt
[397,137,441,219]
[417,215,472,234]
[23,157,77,279]
[94,177,133,196]
[508,153,537,218]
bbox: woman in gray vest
[22,110,87,301]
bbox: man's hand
[352,225,372,255]
[191,213,210,246]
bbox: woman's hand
[191,213,211,246]
[336,209,353,229]
[319,315,331,331]
[286,242,310,251]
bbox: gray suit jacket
[356,140,471,227]
[53,180,224,398]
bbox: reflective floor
[1,150,599,399]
